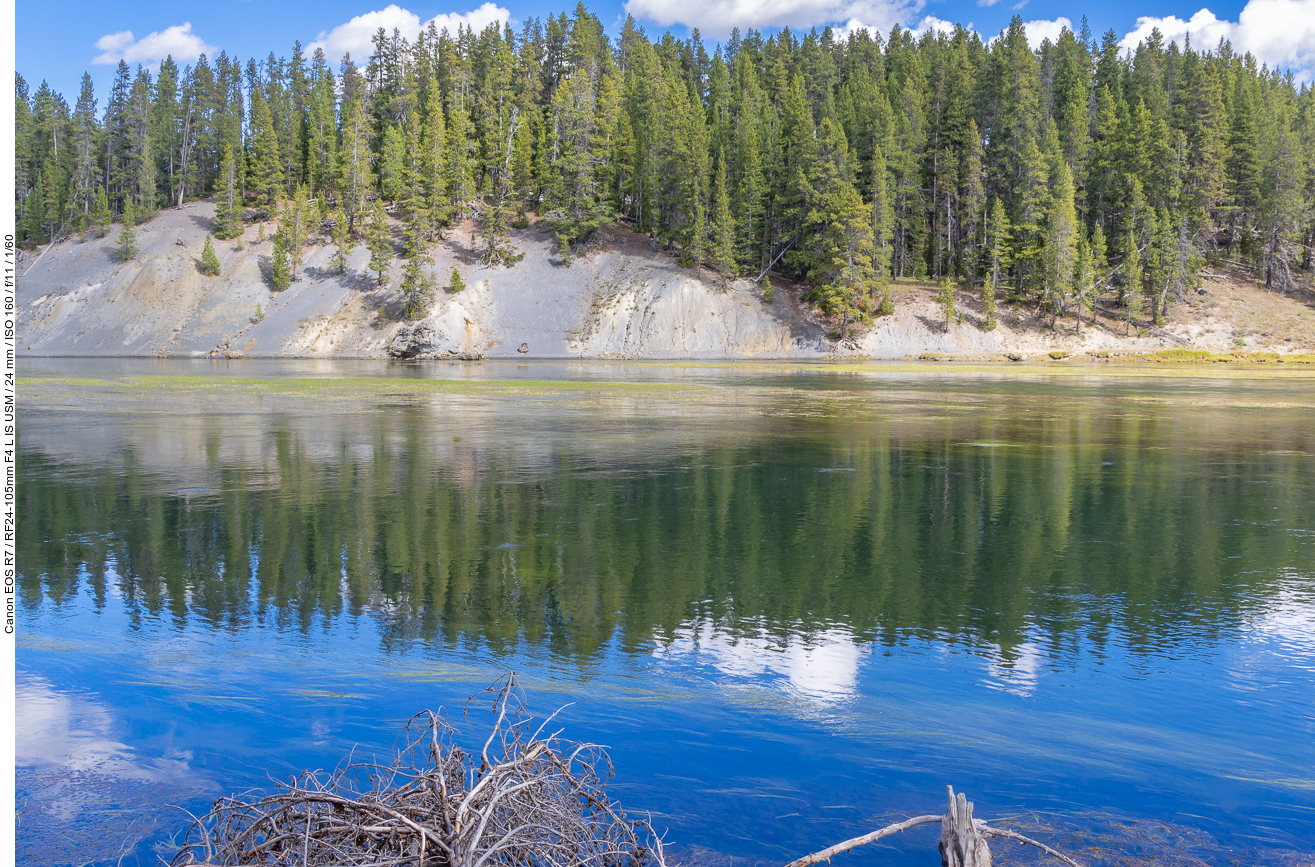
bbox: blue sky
[16,0,1312,106]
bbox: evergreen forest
[14,6,1315,327]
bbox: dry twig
[170,675,667,867]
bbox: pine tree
[984,198,1010,331]
[70,72,100,228]
[1143,208,1164,325]
[510,107,537,219]
[543,66,608,257]
[366,197,393,284]
[380,125,406,202]
[20,186,44,248]
[1073,233,1092,333]
[709,152,736,284]
[805,180,874,336]
[1122,222,1142,335]
[1015,134,1050,296]
[200,235,221,276]
[400,254,435,319]
[331,205,352,276]
[127,68,157,216]
[283,186,312,281]
[479,103,524,267]
[960,120,985,289]
[936,278,956,330]
[448,268,466,293]
[91,186,112,239]
[1090,223,1109,294]
[415,85,448,240]
[448,82,475,220]
[339,97,373,232]
[104,61,133,208]
[271,230,291,291]
[1042,163,1079,327]
[115,200,138,261]
[307,48,338,198]
[213,144,243,239]
[733,111,766,270]
[248,89,284,208]
[871,142,894,292]
[40,158,63,244]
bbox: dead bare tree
[785,786,1085,867]
[170,675,667,867]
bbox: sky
[14,0,1315,107]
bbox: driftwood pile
[170,676,666,867]
[170,677,1084,867]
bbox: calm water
[16,359,1315,866]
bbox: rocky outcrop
[388,321,484,360]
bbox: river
[15,359,1315,866]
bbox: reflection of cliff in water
[18,378,1315,665]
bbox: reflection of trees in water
[18,402,1314,662]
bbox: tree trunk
[939,786,993,867]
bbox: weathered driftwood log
[786,786,1085,867]
[940,787,992,867]
[782,814,942,867]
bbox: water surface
[16,359,1315,866]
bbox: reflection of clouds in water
[983,641,1045,697]
[654,620,867,704]
[17,676,199,821]
[1242,582,1315,667]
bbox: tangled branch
[170,675,667,867]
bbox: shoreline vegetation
[14,3,1314,358]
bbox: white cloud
[985,16,1070,48]
[92,22,216,69]
[1119,0,1315,80]
[18,676,201,820]
[913,14,974,38]
[832,18,878,39]
[983,640,1046,697]
[1022,16,1072,48]
[655,620,868,705]
[623,0,922,38]
[307,2,510,62]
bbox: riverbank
[17,200,1315,360]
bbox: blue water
[16,359,1315,866]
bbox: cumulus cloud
[655,620,868,705]
[913,14,972,37]
[1022,16,1072,48]
[92,22,216,68]
[18,676,202,820]
[1120,0,1315,79]
[838,14,975,41]
[623,0,922,38]
[307,2,510,62]
[984,16,1071,48]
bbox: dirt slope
[16,200,1314,359]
